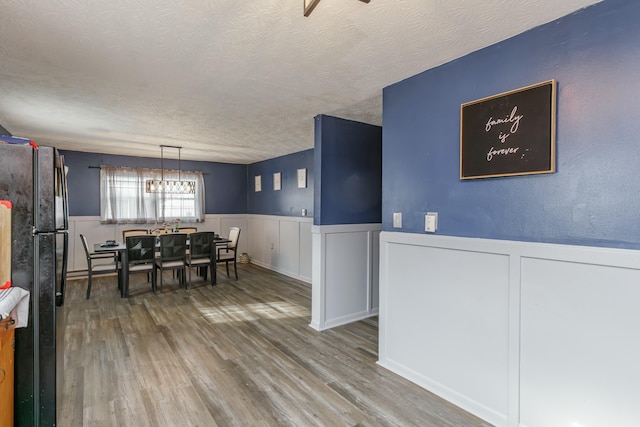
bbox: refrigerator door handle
[61,160,69,231]
[55,152,70,231]
[56,231,68,307]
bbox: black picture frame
[460,80,557,179]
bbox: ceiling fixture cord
[145,145,196,194]
[304,0,369,17]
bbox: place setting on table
[89,229,233,298]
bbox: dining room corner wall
[247,149,314,218]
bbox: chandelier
[304,0,369,17]
[145,145,195,194]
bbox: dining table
[94,236,231,298]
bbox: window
[100,166,205,224]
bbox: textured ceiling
[0,0,601,163]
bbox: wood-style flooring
[59,264,492,426]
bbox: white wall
[246,214,312,283]
[379,231,640,427]
[311,223,380,331]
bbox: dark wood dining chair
[122,228,148,241]
[123,229,153,281]
[154,233,188,290]
[125,235,157,294]
[217,227,240,280]
[178,227,197,234]
[186,231,216,287]
[80,234,120,299]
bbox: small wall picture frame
[254,175,262,192]
[297,168,307,188]
[273,172,281,191]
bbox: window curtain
[100,166,205,224]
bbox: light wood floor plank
[59,264,492,426]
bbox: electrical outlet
[425,212,438,232]
[393,212,402,228]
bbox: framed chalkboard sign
[460,80,556,179]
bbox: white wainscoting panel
[379,231,640,427]
[299,221,312,280]
[248,217,264,265]
[325,231,369,321]
[263,218,280,268]
[246,215,313,283]
[384,241,509,422]
[519,257,640,427]
[311,223,381,331]
[279,220,300,276]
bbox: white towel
[0,287,30,328]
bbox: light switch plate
[393,212,402,228]
[425,212,438,232]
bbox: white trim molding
[310,223,381,331]
[246,214,312,283]
[379,231,640,427]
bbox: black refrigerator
[0,138,69,426]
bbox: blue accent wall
[314,115,382,225]
[382,0,640,249]
[247,149,314,216]
[61,150,247,216]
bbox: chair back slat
[123,229,148,241]
[126,235,156,265]
[189,232,215,259]
[216,227,241,280]
[228,227,240,249]
[158,233,188,262]
[179,227,198,234]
